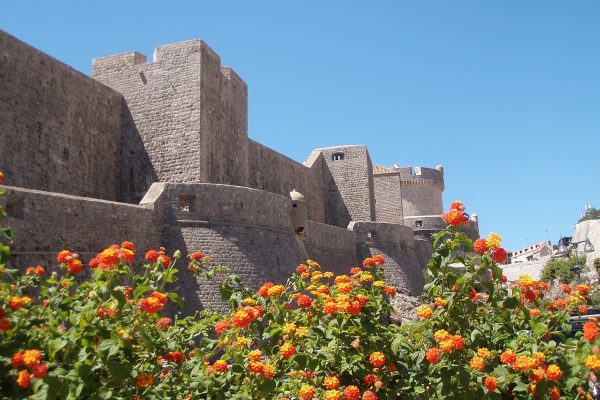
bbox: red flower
[145,250,159,262]
[296,294,312,309]
[492,248,507,263]
[258,282,274,298]
[0,319,10,331]
[369,352,385,368]
[165,351,185,364]
[189,251,204,261]
[31,362,48,379]
[473,238,489,254]
[343,385,361,400]
[362,258,376,268]
[11,352,24,368]
[67,259,83,274]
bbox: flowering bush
[1,175,599,399]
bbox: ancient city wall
[0,30,123,201]
[0,185,159,270]
[246,139,326,223]
[92,39,248,203]
[303,220,359,275]
[373,173,404,224]
[140,183,307,311]
[351,222,425,296]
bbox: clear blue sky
[2,1,598,251]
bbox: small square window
[415,220,423,227]
[332,153,344,161]
[179,195,195,212]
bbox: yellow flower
[282,323,296,335]
[373,280,386,288]
[295,326,308,337]
[486,233,502,250]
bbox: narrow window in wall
[179,195,195,212]
[415,220,423,227]
[332,153,344,161]
[367,230,376,242]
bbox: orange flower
[0,171,4,184]
[350,267,362,275]
[362,391,377,400]
[231,309,252,329]
[384,286,397,296]
[528,308,540,317]
[450,201,465,212]
[323,299,337,314]
[323,375,340,389]
[22,349,42,367]
[343,385,361,400]
[473,238,489,254]
[16,370,30,388]
[477,348,492,359]
[262,363,276,379]
[545,365,562,382]
[561,284,572,294]
[164,351,184,364]
[299,385,316,400]
[324,390,342,400]
[576,284,591,295]
[56,250,74,263]
[135,373,154,388]
[213,360,228,372]
[484,375,497,393]
[362,258,376,268]
[584,321,599,343]
[279,342,296,359]
[434,329,451,342]
[425,348,440,364]
[372,255,385,265]
[549,387,560,400]
[67,259,84,274]
[214,319,231,335]
[469,357,485,371]
[500,350,516,365]
[156,317,172,331]
[492,248,507,264]
[369,352,385,368]
[138,292,167,314]
[416,305,433,319]
[513,355,536,371]
[258,282,274,297]
[442,209,468,226]
[434,297,447,308]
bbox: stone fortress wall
[0,30,480,309]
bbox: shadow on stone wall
[119,104,157,204]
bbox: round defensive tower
[397,165,445,219]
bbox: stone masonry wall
[373,173,404,224]
[140,183,306,311]
[0,30,123,201]
[247,139,325,223]
[397,167,444,217]
[303,220,359,275]
[92,39,248,203]
[0,185,160,271]
[313,146,376,228]
[351,222,425,296]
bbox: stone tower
[92,39,248,203]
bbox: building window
[367,230,376,242]
[415,220,423,227]
[179,195,195,212]
[332,153,344,161]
